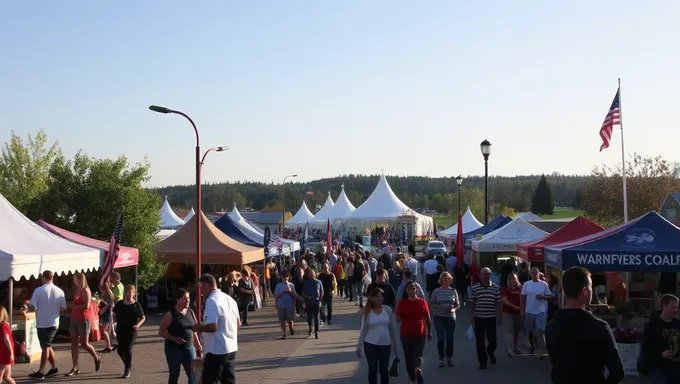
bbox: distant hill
[154,173,586,215]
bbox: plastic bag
[466,325,475,341]
[388,357,400,377]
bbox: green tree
[33,152,165,290]
[0,130,61,214]
[530,174,555,215]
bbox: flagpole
[619,78,629,222]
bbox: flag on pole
[301,223,308,251]
[599,89,621,151]
[456,211,465,265]
[100,213,124,288]
[326,218,332,258]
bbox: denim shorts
[69,319,91,335]
[524,312,547,332]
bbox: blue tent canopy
[545,212,680,272]
[213,214,262,248]
[463,215,512,249]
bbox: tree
[581,153,680,226]
[448,187,487,221]
[33,152,165,290]
[0,130,61,214]
[530,174,555,215]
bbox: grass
[538,209,584,220]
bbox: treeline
[155,173,587,214]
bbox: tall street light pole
[281,174,298,233]
[455,175,463,214]
[480,140,492,224]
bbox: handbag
[388,357,400,377]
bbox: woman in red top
[66,272,101,376]
[395,281,431,384]
[0,305,16,384]
[501,272,523,356]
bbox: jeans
[116,328,137,370]
[355,281,366,307]
[306,302,320,332]
[239,302,249,324]
[364,342,391,384]
[320,296,333,322]
[648,368,680,383]
[295,297,303,315]
[433,316,456,359]
[203,352,236,384]
[338,279,347,297]
[400,335,426,381]
[164,344,196,384]
[473,317,497,365]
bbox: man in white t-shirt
[24,270,67,379]
[194,274,240,384]
[520,267,553,358]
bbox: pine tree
[531,174,555,215]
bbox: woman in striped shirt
[429,272,460,367]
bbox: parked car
[425,240,447,258]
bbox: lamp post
[149,105,228,319]
[480,140,492,224]
[281,174,298,233]
[455,175,463,214]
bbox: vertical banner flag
[456,211,464,265]
[433,220,438,239]
[100,213,124,288]
[326,218,332,259]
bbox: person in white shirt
[520,267,553,358]
[356,287,397,384]
[404,255,419,281]
[193,274,240,384]
[23,270,67,379]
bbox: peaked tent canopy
[545,212,680,272]
[160,198,185,229]
[471,218,547,252]
[0,194,102,281]
[327,185,356,221]
[285,201,315,227]
[517,216,603,262]
[230,207,300,252]
[229,206,261,235]
[463,215,512,248]
[440,208,484,238]
[37,220,139,269]
[212,214,262,248]
[311,193,336,224]
[155,212,263,265]
[183,208,195,223]
[516,212,542,221]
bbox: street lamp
[281,174,298,232]
[455,175,463,214]
[480,139,492,224]
[149,105,228,319]
[201,146,230,166]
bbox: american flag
[599,89,621,151]
[100,213,124,288]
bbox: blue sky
[2,1,678,187]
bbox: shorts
[37,327,58,349]
[524,312,547,332]
[502,313,523,334]
[277,307,294,322]
[69,319,91,335]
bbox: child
[0,304,16,384]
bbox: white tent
[229,206,301,252]
[311,193,336,225]
[160,197,185,229]
[439,207,484,239]
[327,185,356,222]
[471,218,548,252]
[516,212,542,221]
[285,201,316,228]
[183,208,195,222]
[156,229,177,241]
[0,193,102,281]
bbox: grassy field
[433,209,585,228]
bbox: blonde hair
[0,305,8,323]
[101,282,114,301]
[74,271,88,289]
[507,272,518,286]
[439,271,453,286]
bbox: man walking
[545,266,623,383]
[193,274,240,384]
[25,271,66,379]
[469,267,501,369]
[520,267,553,358]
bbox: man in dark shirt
[641,294,680,382]
[366,269,396,308]
[545,266,623,384]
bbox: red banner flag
[456,211,464,265]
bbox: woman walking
[501,273,523,355]
[0,305,16,384]
[302,269,324,339]
[158,289,202,384]
[429,272,459,367]
[334,257,347,298]
[113,285,145,378]
[66,272,101,376]
[356,288,397,384]
[395,281,431,384]
[98,283,115,353]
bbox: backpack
[353,260,365,282]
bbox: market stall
[439,207,484,239]
[517,216,603,264]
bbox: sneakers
[121,369,130,379]
[45,367,59,377]
[447,358,454,367]
[438,358,445,367]
[29,371,46,379]
[489,353,497,365]
[415,368,424,384]
[281,334,287,340]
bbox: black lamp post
[480,140,492,224]
[455,175,463,214]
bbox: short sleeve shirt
[203,290,240,355]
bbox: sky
[2,1,679,187]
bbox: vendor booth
[471,218,548,253]
[228,206,300,255]
[439,207,484,239]
[517,216,603,263]
[463,215,512,249]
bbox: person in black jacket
[366,269,396,309]
[545,266,623,384]
[641,294,680,382]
